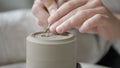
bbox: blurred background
[0,0,120,68]
[0,0,33,12]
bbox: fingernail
[56,26,64,33]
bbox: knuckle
[66,19,77,29]
[66,1,75,8]
[55,11,62,17]
[67,2,73,6]
[32,5,38,16]
[63,20,73,30]
[32,1,43,16]
[96,14,105,19]
[67,20,73,27]
[93,0,102,6]
[101,7,108,13]
[79,10,88,16]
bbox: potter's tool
[43,24,51,37]
[44,24,50,33]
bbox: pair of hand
[32,0,120,40]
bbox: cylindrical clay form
[26,32,76,68]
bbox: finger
[32,1,49,28]
[48,0,104,24]
[56,7,106,33]
[48,0,88,24]
[86,0,103,8]
[32,0,49,18]
[50,8,78,33]
[57,0,68,6]
[79,14,106,33]
[36,19,48,29]
[42,0,58,15]
[79,14,112,39]
[49,4,98,33]
[34,0,43,6]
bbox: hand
[57,0,68,6]
[48,0,89,31]
[48,0,120,40]
[32,0,58,29]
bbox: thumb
[42,0,58,15]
